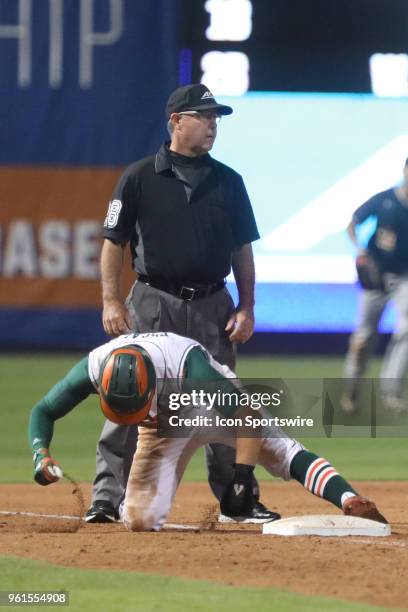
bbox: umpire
[342,157,408,414]
[86,83,274,523]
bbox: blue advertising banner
[0,0,178,164]
[0,0,179,349]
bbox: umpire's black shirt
[103,143,259,285]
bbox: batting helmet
[98,345,156,425]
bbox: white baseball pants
[122,425,304,531]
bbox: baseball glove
[355,253,384,291]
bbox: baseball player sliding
[29,332,387,530]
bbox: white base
[262,515,391,537]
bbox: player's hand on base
[220,464,256,518]
[225,308,254,344]
[33,448,63,486]
[102,299,133,336]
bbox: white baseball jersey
[88,331,235,419]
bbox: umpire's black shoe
[85,500,118,523]
[218,501,281,524]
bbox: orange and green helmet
[98,345,156,425]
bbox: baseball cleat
[340,391,358,415]
[85,500,118,524]
[343,496,388,524]
[382,394,408,414]
[218,501,281,524]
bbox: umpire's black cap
[166,84,233,119]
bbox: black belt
[137,275,225,301]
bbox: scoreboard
[180,0,408,95]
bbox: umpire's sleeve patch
[104,199,122,228]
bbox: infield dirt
[0,481,407,609]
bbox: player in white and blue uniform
[343,158,408,413]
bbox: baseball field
[1,353,407,611]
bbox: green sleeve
[183,348,240,417]
[28,357,96,452]
[184,347,228,381]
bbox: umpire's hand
[226,307,254,344]
[103,299,133,336]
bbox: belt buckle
[179,286,196,301]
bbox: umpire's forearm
[28,357,95,451]
[231,243,255,309]
[100,238,126,304]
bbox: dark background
[180,0,408,92]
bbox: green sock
[290,450,357,510]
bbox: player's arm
[184,347,261,516]
[346,220,360,250]
[347,196,383,289]
[347,213,373,292]
[28,357,96,486]
[184,347,239,416]
[185,347,261,461]
[347,194,380,251]
[186,347,262,466]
